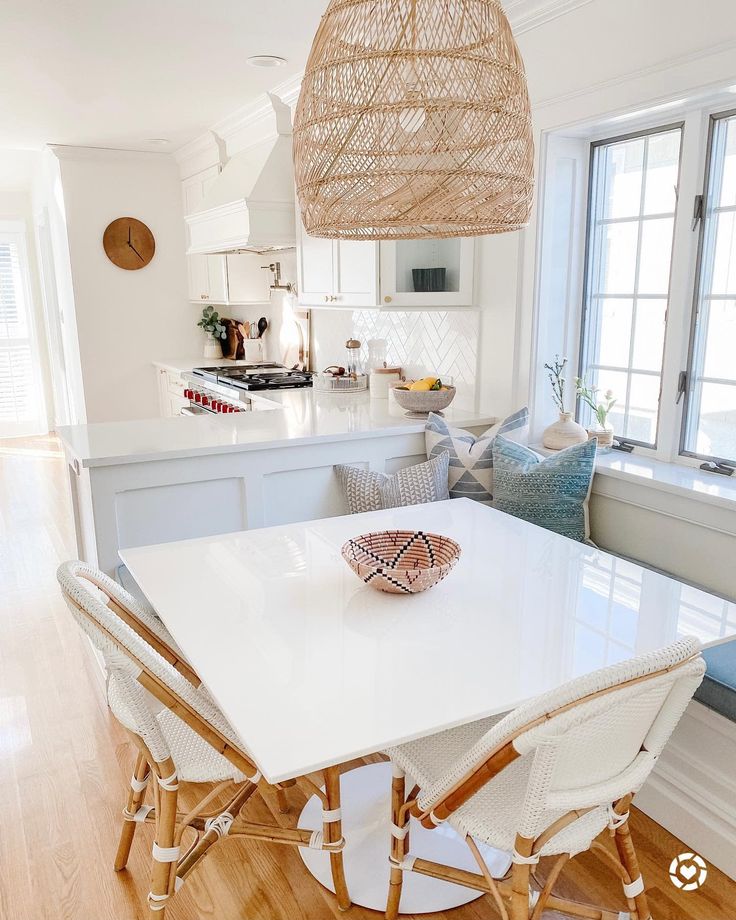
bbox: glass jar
[345,338,362,377]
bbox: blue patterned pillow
[425,407,528,505]
[491,436,597,542]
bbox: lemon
[409,379,432,391]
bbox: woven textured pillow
[491,436,597,542]
[335,452,450,514]
[425,407,529,505]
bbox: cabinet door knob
[324,295,329,302]
[384,295,392,303]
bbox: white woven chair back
[420,637,704,840]
[57,560,240,765]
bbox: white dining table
[120,497,736,913]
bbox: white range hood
[186,95,295,255]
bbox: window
[683,110,736,464]
[579,126,682,447]
[0,226,45,437]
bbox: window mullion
[656,109,705,461]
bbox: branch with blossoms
[544,355,568,413]
[575,377,616,428]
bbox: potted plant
[541,356,588,450]
[575,377,616,450]
[197,305,227,359]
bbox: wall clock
[103,217,155,270]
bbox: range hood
[186,94,295,255]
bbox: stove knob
[194,391,201,403]
[212,399,221,412]
[201,396,209,407]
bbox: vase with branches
[541,355,588,450]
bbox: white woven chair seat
[106,675,246,784]
[388,717,607,857]
[387,714,506,790]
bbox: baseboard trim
[636,701,736,880]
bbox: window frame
[679,106,736,466]
[577,121,684,450]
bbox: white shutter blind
[0,234,42,432]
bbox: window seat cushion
[694,638,736,722]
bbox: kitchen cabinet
[183,166,228,304]
[183,169,270,306]
[296,221,378,308]
[379,237,476,308]
[296,219,476,309]
[156,367,188,418]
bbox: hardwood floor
[0,433,732,920]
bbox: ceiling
[0,0,587,154]
[0,0,326,152]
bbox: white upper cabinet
[296,217,475,309]
[296,220,378,308]
[334,240,379,308]
[183,167,271,306]
[379,237,476,308]
[297,228,334,306]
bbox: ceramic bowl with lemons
[391,376,456,417]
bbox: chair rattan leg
[115,751,150,871]
[509,835,534,920]
[147,759,179,918]
[614,818,651,920]
[324,766,351,911]
[386,768,408,920]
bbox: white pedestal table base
[298,762,512,913]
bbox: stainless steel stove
[181,363,312,415]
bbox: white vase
[203,335,222,359]
[542,411,588,450]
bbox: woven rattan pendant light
[293,0,534,240]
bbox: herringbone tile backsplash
[312,310,480,408]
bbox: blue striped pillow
[425,407,529,505]
[491,436,597,542]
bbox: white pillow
[335,452,450,514]
[425,407,529,505]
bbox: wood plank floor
[0,433,732,920]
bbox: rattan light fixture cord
[293,0,534,240]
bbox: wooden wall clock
[103,217,155,270]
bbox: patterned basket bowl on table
[341,530,461,594]
[391,383,456,418]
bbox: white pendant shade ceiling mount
[293,0,534,240]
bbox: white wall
[53,147,203,423]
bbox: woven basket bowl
[341,530,461,595]
[391,384,456,418]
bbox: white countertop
[152,356,254,375]
[120,498,733,783]
[58,388,497,468]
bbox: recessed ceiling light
[148,138,170,146]
[247,55,287,68]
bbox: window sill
[593,450,736,513]
[533,444,736,513]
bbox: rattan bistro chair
[58,561,350,917]
[384,638,705,920]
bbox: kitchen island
[58,387,496,576]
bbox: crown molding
[504,0,594,34]
[49,144,171,163]
[533,36,736,112]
